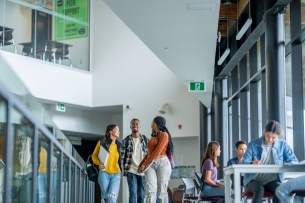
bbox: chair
[0,29,17,53]
[290,189,305,202]
[181,178,200,203]
[168,186,184,203]
[52,47,72,67]
[194,172,224,202]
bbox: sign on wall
[189,81,205,92]
[54,0,89,40]
[56,103,66,112]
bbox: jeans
[276,175,305,203]
[144,156,171,203]
[127,172,145,203]
[38,173,47,203]
[245,180,281,203]
[98,170,121,203]
[201,184,225,196]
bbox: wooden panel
[218,20,236,36]
[219,3,237,19]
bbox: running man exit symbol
[189,82,205,92]
[56,103,66,112]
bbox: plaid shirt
[121,134,149,176]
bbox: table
[19,40,72,62]
[0,25,13,32]
[223,164,305,203]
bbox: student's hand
[219,184,225,188]
[251,160,261,165]
[138,165,145,173]
[99,163,105,170]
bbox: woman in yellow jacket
[92,124,122,203]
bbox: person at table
[242,120,298,203]
[276,175,305,203]
[201,141,225,196]
[227,140,247,189]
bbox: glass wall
[0,45,92,203]
[0,0,90,71]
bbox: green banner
[54,0,89,41]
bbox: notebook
[98,146,109,171]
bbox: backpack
[86,155,99,182]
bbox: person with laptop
[92,124,123,203]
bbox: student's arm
[283,142,298,164]
[204,170,224,188]
[92,141,101,165]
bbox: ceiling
[103,0,221,108]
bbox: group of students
[201,120,305,203]
[91,116,174,203]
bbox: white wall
[42,103,111,136]
[91,1,200,201]
[1,51,92,107]
[169,137,201,189]
[0,1,32,54]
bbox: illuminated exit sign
[189,82,205,92]
[56,103,66,112]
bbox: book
[143,160,155,172]
[98,146,109,171]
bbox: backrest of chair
[195,172,203,187]
[0,30,13,41]
[55,47,69,56]
[181,178,196,195]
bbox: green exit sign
[189,82,205,92]
[56,103,66,112]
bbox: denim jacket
[242,136,298,186]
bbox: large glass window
[286,54,293,148]
[0,0,90,71]
[0,97,6,203]
[10,110,35,203]
[301,0,305,29]
[285,3,291,44]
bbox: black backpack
[86,155,99,182]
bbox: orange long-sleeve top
[139,132,168,167]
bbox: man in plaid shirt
[121,118,149,203]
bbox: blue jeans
[201,184,225,196]
[276,175,305,203]
[98,170,121,203]
[38,173,47,203]
[127,172,145,203]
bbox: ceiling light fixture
[236,0,252,40]
[217,2,231,66]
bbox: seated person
[201,141,225,196]
[242,121,298,203]
[276,175,305,203]
[227,140,247,189]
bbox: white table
[223,164,305,203]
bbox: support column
[265,1,286,129]
[221,78,228,170]
[199,103,208,162]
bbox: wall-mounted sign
[189,81,205,92]
[54,0,89,40]
[56,103,66,112]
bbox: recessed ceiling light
[186,3,215,11]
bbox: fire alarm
[178,124,182,129]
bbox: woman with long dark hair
[138,116,174,203]
[92,124,122,203]
[201,141,225,196]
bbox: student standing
[138,116,174,203]
[242,120,298,203]
[92,124,122,203]
[121,119,149,203]
[201,141,225,196]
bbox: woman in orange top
[92,124,122,203]
[138,116,174,203]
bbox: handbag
[86,155,99,182]
[167,150,175,169]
